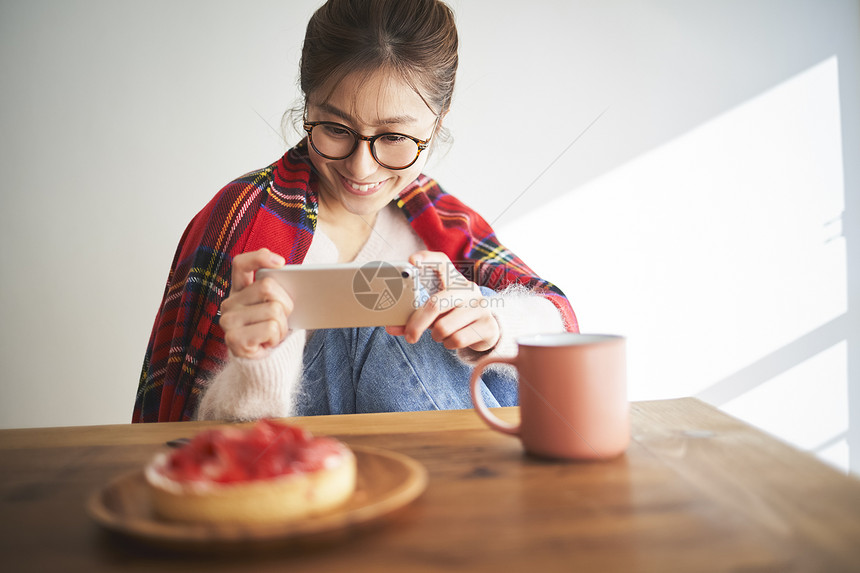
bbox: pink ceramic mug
[469,333,629,460]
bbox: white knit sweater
[196,204,565,421]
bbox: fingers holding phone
[402,250,500,352]
[220,249,294,359]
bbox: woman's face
[305,70,440,218]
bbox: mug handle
[469,355,520,436]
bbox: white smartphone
[255,261,421,330]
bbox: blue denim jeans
[295,326,518,416]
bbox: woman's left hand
[386,250,500,352]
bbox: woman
[133,0,578,423]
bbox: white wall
[1,1,858,473]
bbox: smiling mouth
[341,175,388,195]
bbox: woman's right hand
[219,248,294,360]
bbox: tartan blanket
[133,142,578,422]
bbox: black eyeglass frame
[302,117,439,170]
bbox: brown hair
[288,0,458,135]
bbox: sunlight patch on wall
[499,55,847,459]
[721,341,849,471]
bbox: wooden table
[1,398,859,572]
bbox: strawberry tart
[145,419,356,524]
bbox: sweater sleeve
[456,284,566,368]
[195,330,307,421]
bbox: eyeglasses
[303,118,438,170]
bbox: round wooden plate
[87,445,427,548]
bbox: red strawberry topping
[160,420,345,484]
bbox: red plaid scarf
[133,142,578,422]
